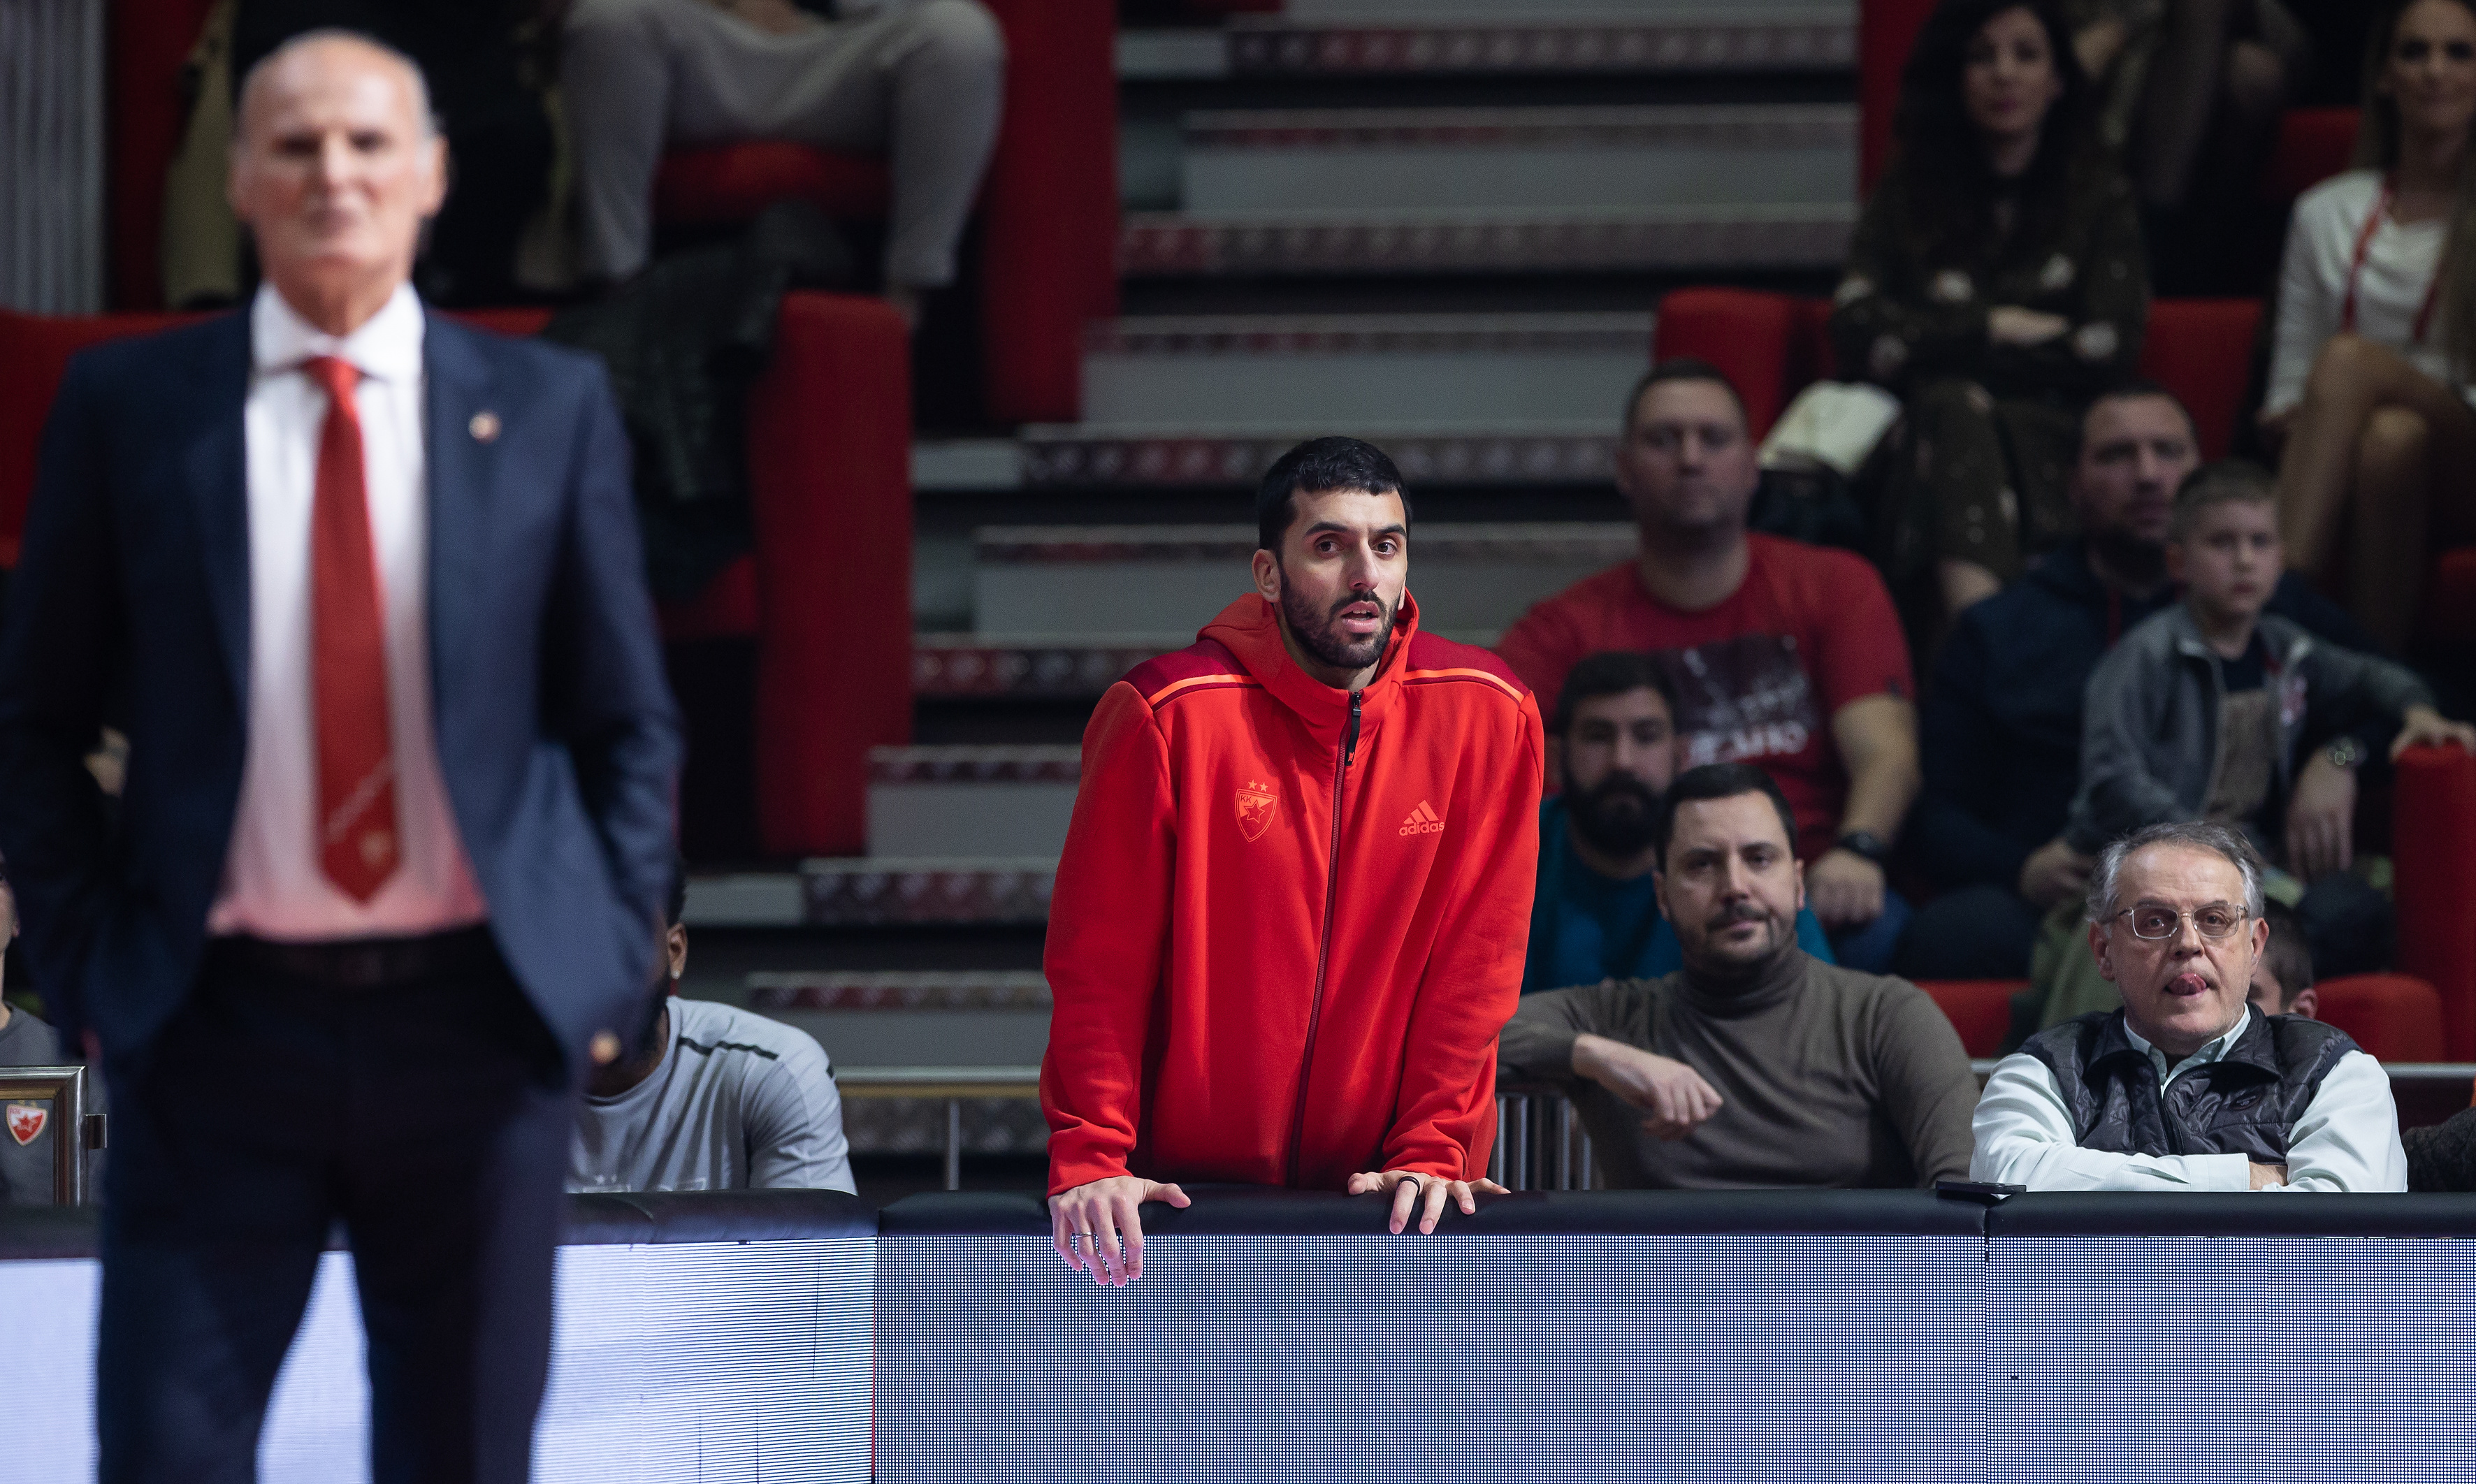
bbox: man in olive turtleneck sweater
[1500,763,1978,1189]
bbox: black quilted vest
[2021,1010,2359,1161]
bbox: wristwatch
[2325,736,2368,771]
[1835,829,1894,867]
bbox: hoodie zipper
[1287,688,1361,1184]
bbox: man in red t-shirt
[1498,359,1920,970]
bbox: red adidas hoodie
[1041,591,1544,1195]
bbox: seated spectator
[1832,0,2147,620]
[2268,0,2476,650]
[560,0,1004,325]
[2058,463,2472,983]
[2070,0,2310,293]
[2404,1106,2476,1189]
[570,864,854,1194]
[1973,821,2405,1190]
[1498,361,1921,973]
[1902,384,2373,981]
[1500,764,1978,1190]
[1527,652,1834,994]
[2027,464,2466,1031]
[2247,898,2321,1017]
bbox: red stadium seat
[104,0,1116,425]
[2394,745,2476,1060]
[1653,293,2263,459]
[2132,300,2261,460]
[2421,549,2476,646]
[1646,289,1830,443]
[2312,973,2449,1063]
[0,295,909,858]
[1858,0,1940,191]
[653,143,893,227]
[2260,108,2363,207]
[1916,980,2023,1059]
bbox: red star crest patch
[6,1102,45,1147]
[1235,780,1278,843]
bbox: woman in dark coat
[1832,0,2150,623]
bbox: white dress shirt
[207,284,487,942]
[2266,169,2470,414]
[1970,1007,2408,1193]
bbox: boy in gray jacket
[2028,463,2474,1027]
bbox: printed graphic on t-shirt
[1656,634,1822,770]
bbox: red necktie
[304,356,401,901]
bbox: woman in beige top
[2271,0,2476,650]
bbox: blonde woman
[2268,0,2476,650]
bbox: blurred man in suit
[0,31,679,1482]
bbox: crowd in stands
[1482,0,2476,1202]
[17,0,2476,1219]
[160,0,1004,322]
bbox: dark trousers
[1895,883,2047,982]
[97,930,572,1484]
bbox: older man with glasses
[1971,821,2405,1191]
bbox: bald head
[236,30,435,145]
[229,31,445,335]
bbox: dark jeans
[97,931,571,1484]
[1895,883,2047,982]
[1828,887,1914,976]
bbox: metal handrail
[830,1061,2476,1196]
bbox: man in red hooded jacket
[1042,437,1545,1285]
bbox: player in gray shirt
[570,867,854,1195]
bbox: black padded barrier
[877,1184,1990,1236]
[563,1188,877,1244]
[0,1206,99,1260]
[1988,1190,2476,1238]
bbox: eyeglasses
[2109,903,2250,941]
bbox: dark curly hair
[1891,0,2094,265]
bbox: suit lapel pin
[469,410,502,443]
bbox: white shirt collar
[249,281,426,384]
[2124,1004,2254,1084]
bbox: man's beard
[1280,582,1396,674]
[1684,899,1793,983]
[1564,768,1660,859]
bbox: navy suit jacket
[0,306,682,1068]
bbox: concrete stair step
[1217,8,1852,78]
[1180,104,1852,215]
[1015,421,1619,487]
[1120,203,1855,277]
[867,745,1080,858]
[683,859,1057,928]
[1083,311,1651,427]
[739,972,1052,1153]
[913,630,1506,699]
[973,521,1630,636]
[914,633,1187,699]
[747,969,1053,1012]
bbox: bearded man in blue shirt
[1526,652,1832,994]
